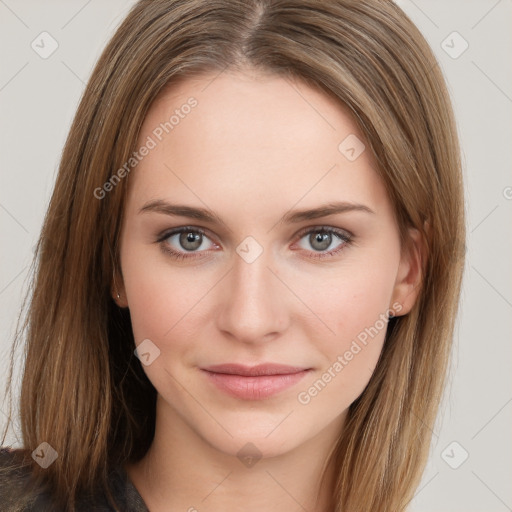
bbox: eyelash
[156,225,353,261]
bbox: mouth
[200,363,312,400]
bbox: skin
[115,68,424,511]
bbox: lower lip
[202,370,311,400]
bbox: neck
[126,395,345,512]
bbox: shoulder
[0,447,149,512]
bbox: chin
[209,433,297,462]
[193,412,311,461]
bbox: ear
[390,226,427,316]
[111,268,129,308]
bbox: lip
[201,363,312,400]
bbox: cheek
[304,257,397,339]
[120,242,205,345]
[299,258,398,399]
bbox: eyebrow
[139,199,375,224]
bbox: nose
[215,247,290,345]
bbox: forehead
[145,68,363,151]
[126,69,390,220]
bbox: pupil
[180,231,201,251]
[311,231,331,251]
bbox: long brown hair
[1,1,465,510]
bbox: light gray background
[0,1,511,510]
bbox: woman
[0,0,465,510]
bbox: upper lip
[201,363,310,377]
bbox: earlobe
[112,287,128,308]
[390,227,427,316]
[112,269,128,308]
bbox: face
[116,68,421,459]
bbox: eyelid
[293,224,353,240]
[156,225,218,245]
[157,224,353,246]
[156,224,353,260]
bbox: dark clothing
[0,447,149,511]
